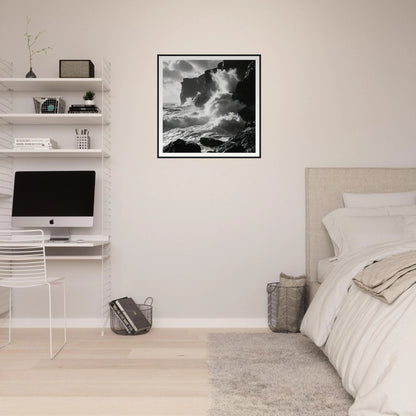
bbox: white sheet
[317,257,338,283]
[301,239,416,415]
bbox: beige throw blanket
[353,250,416,304]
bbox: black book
[114,297,151,333]
[109,299,134,334]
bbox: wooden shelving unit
[0,59,112,333]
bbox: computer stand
[49,228,70,241]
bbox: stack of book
[68,104,100,113]
[109,297,151,335]
[14,138,58,151]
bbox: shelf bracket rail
[101,58,112,335]
[0,59,13,317]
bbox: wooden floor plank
[0,397,208,416]
[0,328,265,415]
[0,328,212,415]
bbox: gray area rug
[208,333,353,416]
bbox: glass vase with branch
[24,16,52,78]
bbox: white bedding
[301,240,416,416]
[317,257,338,283]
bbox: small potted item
[83,90,95,105]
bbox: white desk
[44,237,109,260]
[45,241,108,248]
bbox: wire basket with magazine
[33,96,66,114]
[267,273,306,333]
[110,297,153,335]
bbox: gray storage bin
[267,273,306,333]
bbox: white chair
[0,229,66,359]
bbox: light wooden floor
[0,328,265,416]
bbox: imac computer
[12,170,96,240]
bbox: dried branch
[24,16,52,68]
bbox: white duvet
[301,240,416,416]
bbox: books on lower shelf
[13,138,58,151]
[109,297,151,335]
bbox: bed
[301,168,416,416]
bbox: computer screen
[12,170,96,228]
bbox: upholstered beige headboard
[305,167,416,301]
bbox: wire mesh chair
[0,229,66,359]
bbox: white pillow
[404,216,416,239]
[327,216,404,256]
[322,206,416,256]
[387,205,416,216]
[343,190,416,208]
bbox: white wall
[1,0,416,326]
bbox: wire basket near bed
[267,274,306,333]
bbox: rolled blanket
[353,250,416,303]
[279,272,307,287]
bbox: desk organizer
[75,134,90,149]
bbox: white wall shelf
[0,59,112,334]
[0,149,110,158]
[46,255,107,261]
[0,114,105,125]
[0,78,109,92]
[44,241,109,248]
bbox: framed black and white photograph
[158,54,261,158]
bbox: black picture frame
[157,54,261,158]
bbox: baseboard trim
[153,318,268,328]
[6,318,268,329]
